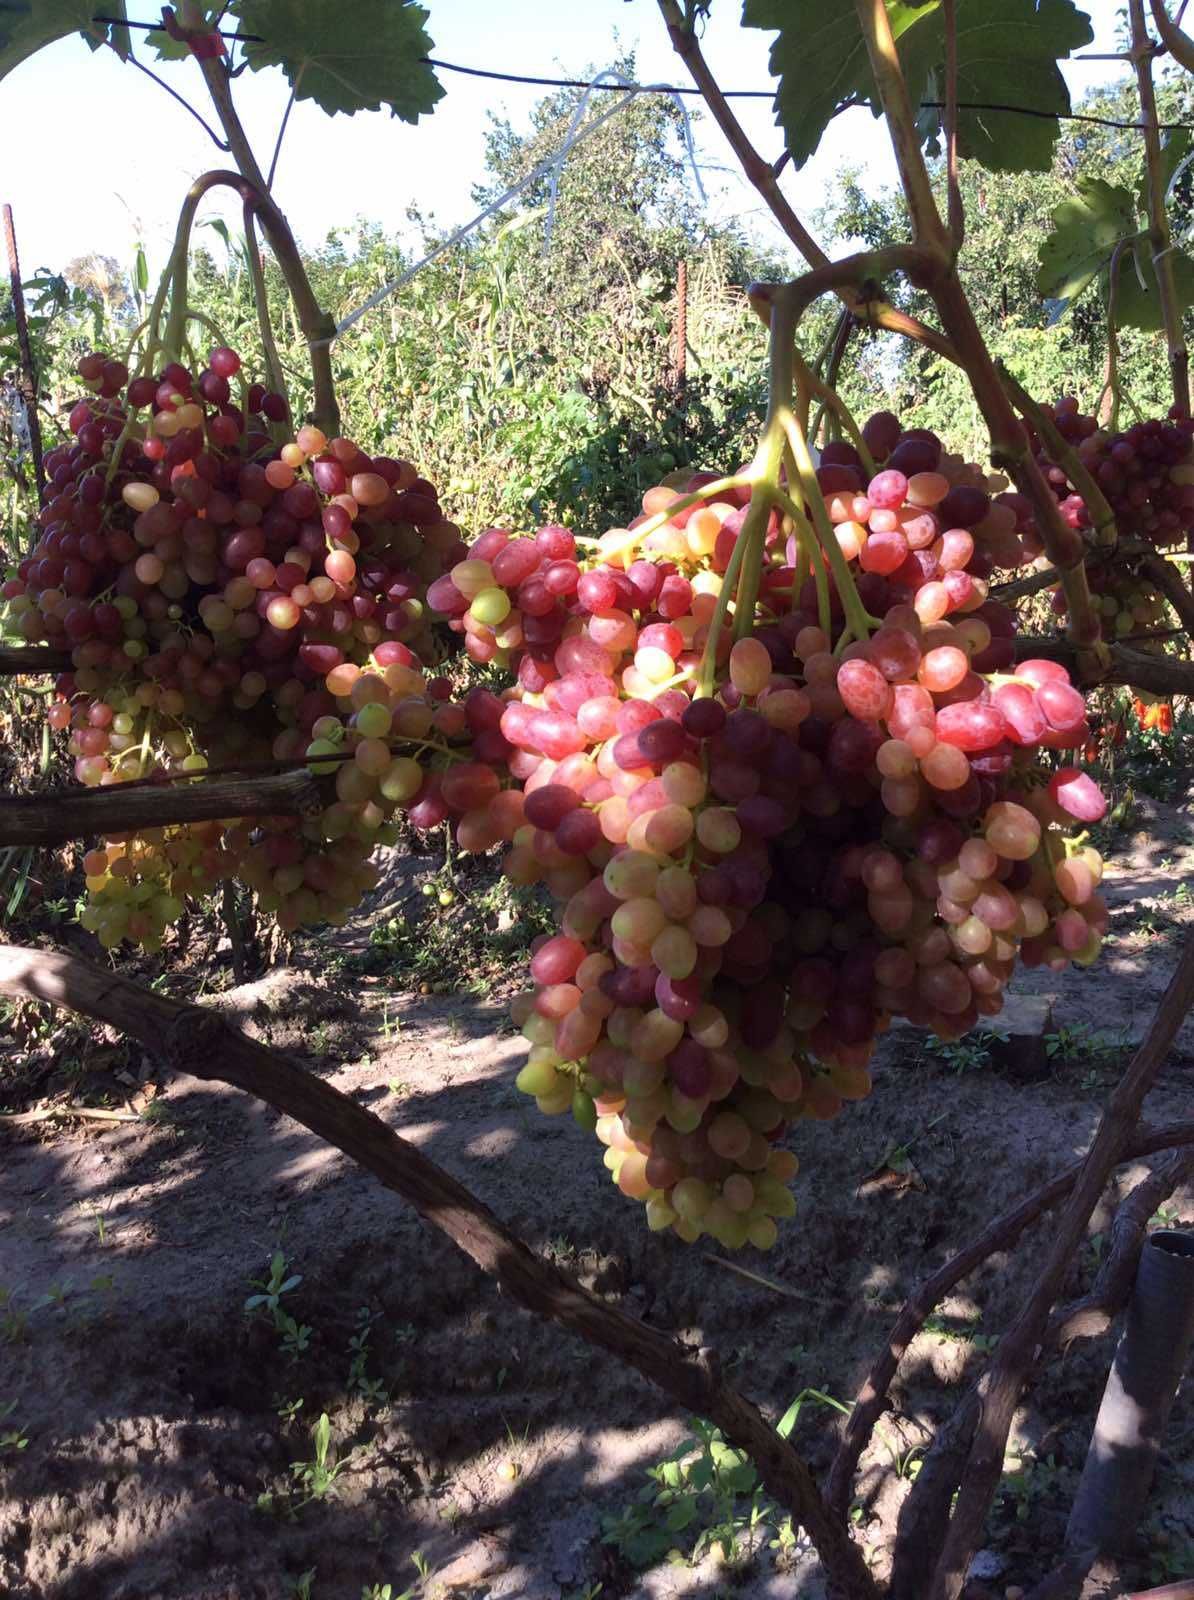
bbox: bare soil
[2,796,1193,1600]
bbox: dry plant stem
[889,1386,983,1600]
[0,770,326,847]
[896,1147,1194,1598]
[1021,1548,1101,1600]
[654,0,957,363]
[1047,1147,1194,1348]
[191,51,339,431]
[854,0,951,252]
[943,0,964,246]
[853,0,1107,669]
[0,646,71,675]
[991,537,1148,605]
[811,313,856,447]
[0,942,879,1600]
[825,1114,1194,1519]
[1139,550,1194,635]
[928,934,1194,1600]
[1149,0,1194,72]
[1098,237,1130,429]
[3,204,46,504]
[1132,0,1190,416]
[1011,635,1194,695]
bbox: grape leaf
[1140,126,1194,219]
[742,0,1091,173]
[1112,240,1194,332]
[1037,176,1194,330]
[1037,178,1137,306]
[0,0,128,81]
[234,0,443,122]
[741,0,936,171]
[899,0,1094,172]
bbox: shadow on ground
[2,818,1194,1600]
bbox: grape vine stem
[0,941,880,1600]
[1132,0,1191,417]
[827,1112,1194,1519]
[654,0,957,363]
[852,0,1108,678]
[927,934,1194,1600]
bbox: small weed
[875,1430,924,1481]
[259,1413,349,1516]
[359,1552,431,1598]
[997,1449,1070,1522]
[921,1312,998,1353]
[1147,1527,1194,1585]
[1045,1022,1130,1067]
[501,1415,531,1452]
[923,1027,1007,1074]
[0,1287,27,1345]
[347,1307,389,1409]
[245,1251,312,1362]
[309,1024,334,1057]
[601,1388,849,1571]
[289,1571,316,1600]
[873,1112,950,1176]
[245,1252,303,1319]
[276,1396,305,1423]
[0,1400,29,1453]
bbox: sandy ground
[1,795,1192,1600]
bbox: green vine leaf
[233,0,444,122]
[741,0,935,171]
[899,0,1094,172]
[0,0,128,81]
[1141,127,1194,218]
[742,0,1092,173]
[1038,175,1194,330]
[1037,178,1138,306]
[1113,241,1194,332]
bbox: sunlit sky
[3,0,1124,294]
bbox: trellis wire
[312,71,706,347]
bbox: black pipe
[1066,1230,1194,1554]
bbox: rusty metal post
[673,258,687,398]
[3,203,46,505]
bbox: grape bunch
[423,416,1109,1247]
[1018,398,1194,669]
[3,362,1111,1250]
[1,346,483,944]
[1030,398,1194,552]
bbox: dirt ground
[2,795,1193,1600]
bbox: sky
[2,0,1126,297]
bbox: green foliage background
[4,61,1194,548]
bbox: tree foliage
[814,73,1194,452]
